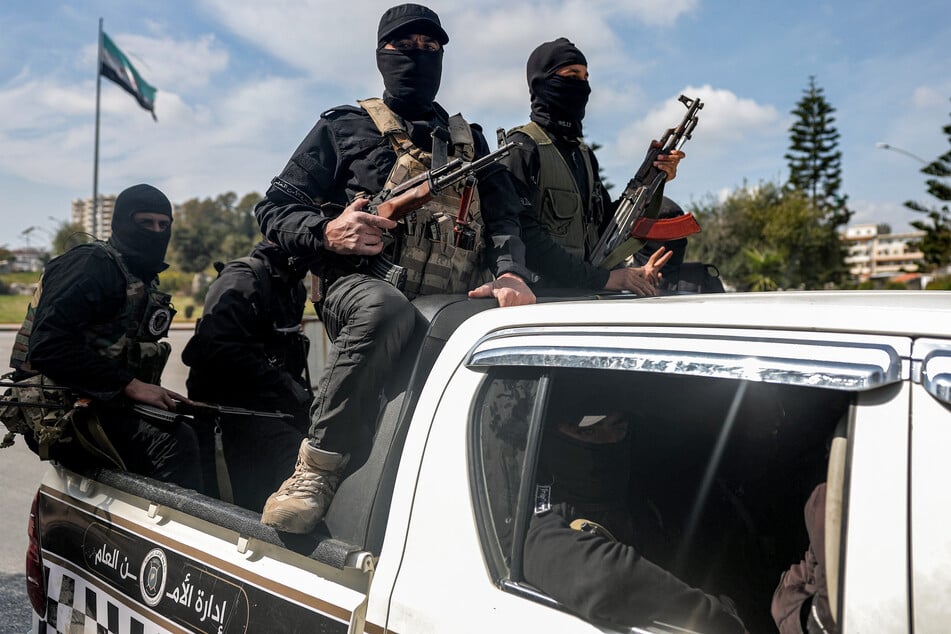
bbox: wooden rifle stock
[373,180,435,222]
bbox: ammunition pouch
[398,210,487,298]
[0,374,74,456]
[0,375,125,469]
[127,341,172,385]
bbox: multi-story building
[70,194,117,240]
[842,223,926,282]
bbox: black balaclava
[108,183,173,277]
[527,37,591,137]
[376,4,448,120]
[538,420,631,508]
[536,414,634,543]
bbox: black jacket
[523,503,747,633]
[25,245,149,400]
[254,103,533,281]
[182,244,310,422]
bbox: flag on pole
[99,32,157,120]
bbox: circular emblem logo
[139,548,167,607]
[148,308,172,336]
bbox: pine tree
[785,76,851,227]
[906,104,951,271]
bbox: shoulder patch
[533,484,551,515]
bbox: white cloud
[912,85,949,109]
[195,0,695,92]
[611,85,781,159]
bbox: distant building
[842,223,926,282]
[71,194,117,240]
[7,247,47,273]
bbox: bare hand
[649,141,686,182]
[323,198,397,255]
[603,247,673,295]
[468,273,536,307]
[640,246,674,284]
[123,379,187,411]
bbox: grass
[0,291,202,325]
[0,294,30,324]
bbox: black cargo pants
[308,273,417,456]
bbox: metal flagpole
[92,17,103,238]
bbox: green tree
[785,76,851,227]
[906,105,951,271]
[52,222,92,256]
[689,181,847,290]
[743,247,782,291]
[588,142,614,191]
[168,191,263,271]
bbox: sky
[1,0,949,251]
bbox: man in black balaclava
[109,183,174,277]
[183,241,311,511]
[523,412,748,633]
[9,184,202,490]
[501,37,686,294]
[254,4,537,534]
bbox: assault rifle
[132,400,296,426]
[590,94,704,270]
[360,139,517,289]
[368,141,516,221]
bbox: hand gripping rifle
[360,139,517,289]
[590,94,704,270]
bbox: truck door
[908,339,951,633]
[386,324,912,633]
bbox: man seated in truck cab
[772,483,837,634]
[522,409,749,633]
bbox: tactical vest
[510,121,603,259]
[358,98,491,298]
[11,241,174,382]
[2,242,174,459]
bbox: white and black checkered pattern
[37,560,171,634]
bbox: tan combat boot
[261,439,349,534]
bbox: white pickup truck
[25,291,951,633]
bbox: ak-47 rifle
[359,139,517,289]
[590,94,704,270]
[368,141,516,221]
[132,400,296,427]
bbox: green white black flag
[99,32,157,120]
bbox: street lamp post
[875,142,929,165]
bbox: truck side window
[472,369,539,575]
[472,362,851,632]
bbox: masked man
[254,3,537,533]
[182,241,311,511]
[502,37,685,294]
[524,412,748,633]
[5,184,201,489]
